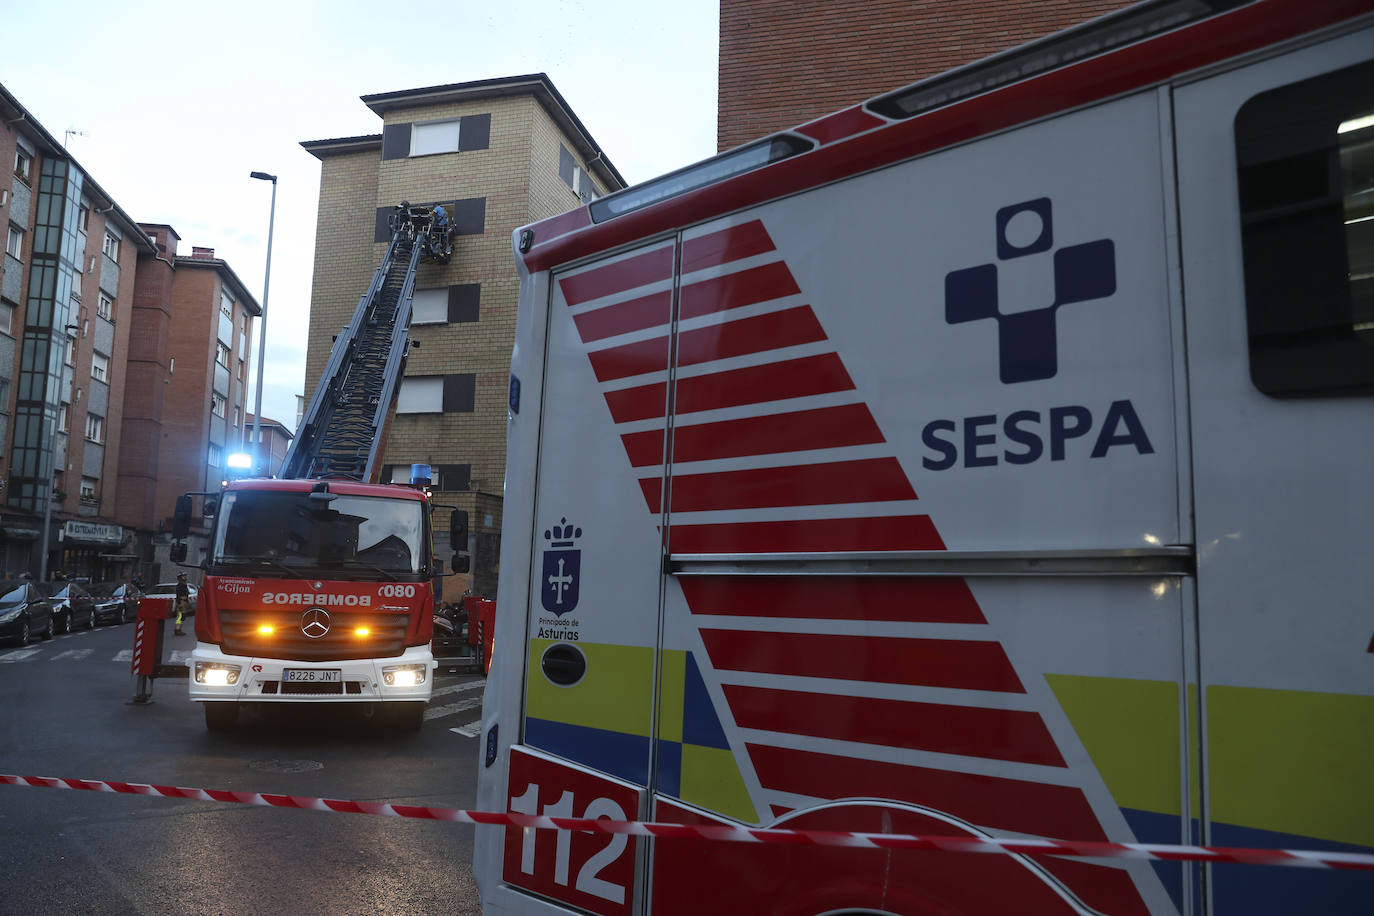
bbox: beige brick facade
[304,77,622,597]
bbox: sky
[1,0,719,433]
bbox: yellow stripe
[680,744,758,824]
[525,640,654,737]
[1207,685,1374,847]
[1047,674,1182,816]
[657,649,684,743]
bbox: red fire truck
[171,204,468,731]
[474,1,1373,913]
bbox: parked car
[37,581,97,633]
[89,581,141,625]
[143,580,198,617]
[0,582,55,645]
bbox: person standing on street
[174,572,190,636]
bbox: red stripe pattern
[6,774,1370,872]
[556,218,1150,907]
[700,629,1025,693]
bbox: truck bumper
[188,642,435,704]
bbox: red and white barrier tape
[4,774,1371,871]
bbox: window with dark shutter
[437,464,471,491]
[448,284,480,323]
[442,374,476,413]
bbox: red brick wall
[718,0,1130,151]
[116,249,174,530]
[155,266,216,529]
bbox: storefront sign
[61,521,124,545]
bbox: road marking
[49,649,93,661]
[0,648,42,663]
[423,696,482,721]
[451,721,482,738]
[114,650,132,662]
[431,680,485,699]
[168,650,191,663]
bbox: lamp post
[249,171,277,476]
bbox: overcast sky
[1,0,719,433]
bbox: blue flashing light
[410,463,432,487]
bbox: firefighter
[174,573,190,636]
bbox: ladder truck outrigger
[170,203,468,732]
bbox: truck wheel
[389,702,425,732]
[204,703,238,731]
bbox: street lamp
[249,171,276,476]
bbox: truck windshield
[211,490,426,575]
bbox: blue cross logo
[944,198,1116,384]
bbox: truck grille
[218,608,409,661]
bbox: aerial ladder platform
[280,202,454,482]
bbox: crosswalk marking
[49,649,94,661]
[0,648,42,663]
[431,680,485,699]
[423,696,482,721]
[451,721,483,738]
[114,650,132,662]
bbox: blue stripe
[525,717,650,785]
[1209,822,1373,916]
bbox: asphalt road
[0,619,486,915]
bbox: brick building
[243,412,292,477]
[1,83,152,579]
[1,80,259,582]
[718,0,1130,150]
[302,74,624,597]
[118,231,260,573]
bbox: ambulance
[474,0,1374,912]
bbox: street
[0,620,484,916]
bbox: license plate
[281,669,342,683]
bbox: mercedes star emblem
[300,607,331,639]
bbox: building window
[411,288,448,325]
[97,292,112,320]
[220,291,234,318]
[559,145,600,203]
[410,119,462,156]
[233,405,241,427]
[238,358,246,381]
[0,300,13,336]
[212,393,226,417]
[14,150,31,184]
[85,412,103,443]
[91,351,108,382]
[102,232,119,260]
[208,444,222,468]
[80,477,97,500]
[0,377,9,413]
[78,204,90,232]
[396,374,475,413]
[5,225,22,259]
[58,403,70,433]
[1236,59,1374,394]
[216,342,231,367]
[64,337,75,367]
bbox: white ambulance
[475,1,1374,913]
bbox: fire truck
[473,0,1373,913]
[172,203,468,732]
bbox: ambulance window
[1235,59,1374,396]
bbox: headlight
[0,608,19,623]
[382,664,427,687]
[194,662,241,686]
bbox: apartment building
[117,230,259,574]
[243,412,292,477]
[302,74,624,597]
[718,0,1130,150]
[1,81,259,581]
